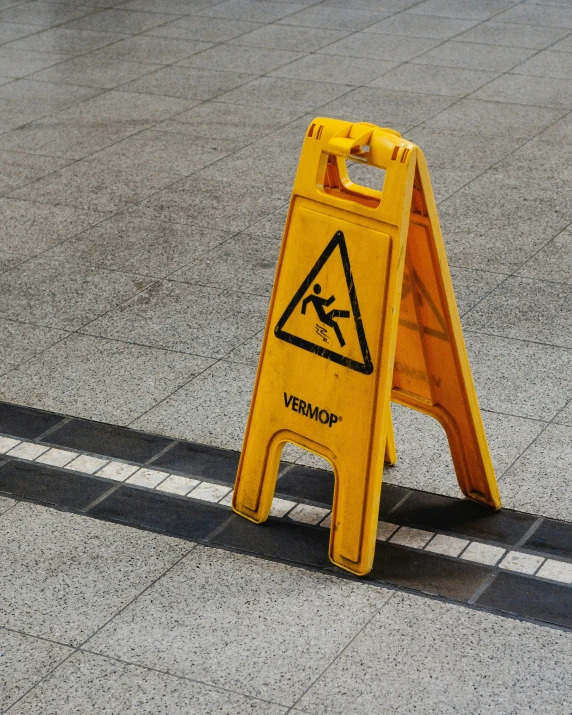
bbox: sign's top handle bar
[293,117,418,228]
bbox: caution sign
[233,118,501,577]
[275,230,373,374]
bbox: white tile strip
[499,551,545,575]
[35,447,78,468]
[189,482,231,503]
[64,454,109,474]
[460,542,505,566]
[536,559,572,584]
[390,526,433,549]
[425,533,470,558]
[219,490,234,507]
[6,442,49,461]
[156,475,199,496]
[3,434,572,588]
[96,461,139,482]
[270,497,297,518]
[376,521,399,541]
[0,436,21,454]
[127,468,170,489]
[288,504,330,525]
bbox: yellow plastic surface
[233,117,501,577]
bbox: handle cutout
[320,154,383,209]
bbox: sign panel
[233,118,501,576]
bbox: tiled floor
[1,0,572,710]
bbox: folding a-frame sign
[233,118,501,577]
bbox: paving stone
[7,651,288,715]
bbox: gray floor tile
[437,173,572,273]
[124,65,257,100]
[0,495,16,514]
[384,402,546,497]
[499,423,572,521]
[0,79,101,115]
[198,0,307,23]
[28,55,163,89]
[0,627,72,713]
[0,333,214,424]
[154,100,302,148]
[369,62,499,97]
[464,332,572,420]
[555,400,572,427]
[472,73,572,108]
[407,126,523,171]
[132,360,256,446]
[318,31,441,61]
[425,167,477,202]
[484,136,572,184]
[223,329,263,366]
[0,114,147,160]
[244,204,289,239]
[298,592,572,714]
[9,651,288,715]
[83,280,268,358]
[0,2,98,28]
[171,232,280,295]
[9,159,178,213]
[126,175,288,232]
[551,33,572,52]
[229,23,349,51]
[64,9,179,35]
[409,0,520,20]
[365,12,478,38]
[46,214,230,278]
[422,97,566,139]
[537,111,572,143]
[278,5,390,31]
[0,48,68,78]
[120,0,221,12]
[216,75,351,111]
[0,501,190,645]
[0,150,70,194]
[198,139,299,193]
[455,20,570,49]
[517,228,572,285]
[449,266,507,315]
[511,49,572,80]
[5,27,127,55]
[270,53,394,85]
[86,129,230,176]
[0,250,26,275]
[494,2,572,28]
[0,197,108,255]
[318,87,456,133]
[180,43,304,74]
[49,88,198,124]
[0,23,44,46]
[85,546,391,705]
[0,318,69,374]
[463,276,572,349]
[411,39,535,72]
[85,34,212,63]
[0,256,154,330]
[144,15,260,42]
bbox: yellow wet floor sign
[233,117,501,577]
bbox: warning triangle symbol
[274,231,373,375]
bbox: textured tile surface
[0,501,190,644]
[86,546,391,704]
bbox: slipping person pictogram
[301,284,350,347]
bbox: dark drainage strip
[0,400,571,631]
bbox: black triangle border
[274,230,373,375]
